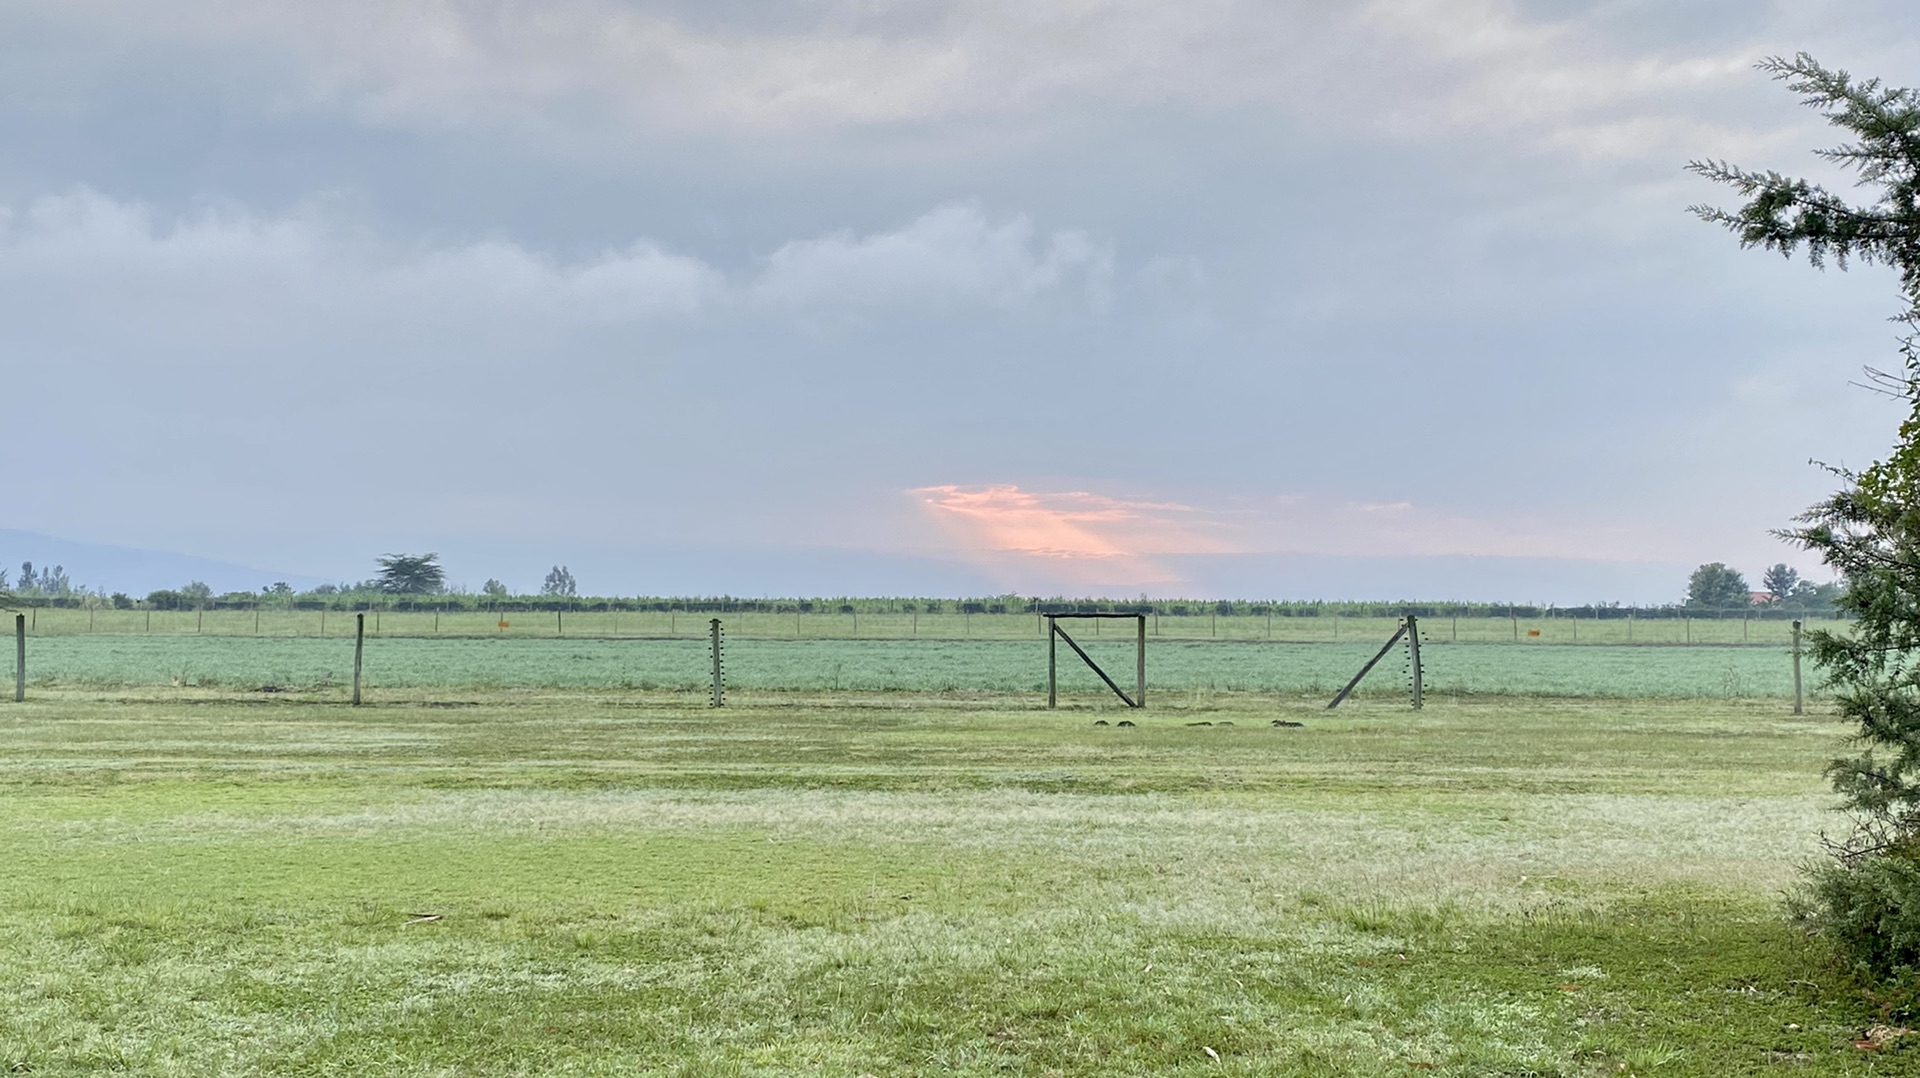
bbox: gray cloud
[3,2,1919,599]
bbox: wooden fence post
[1136,614,1147,710]
[1047,617,1057,709]
[352,613,365,706]
[1407,615,1423,709]
[14,613,23,703]
[1792,620,1805,716]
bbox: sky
[5,0,1920,603]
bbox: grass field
[15,633,1815,700]
[0,687,1905,1075]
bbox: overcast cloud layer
[6,1,1920,602]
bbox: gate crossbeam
[1045,614,1146,710]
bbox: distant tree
[17,562,30,593]
[482,579,509,598]
[265,582,293,599]
[541,566,577,597]
[311,584,339,596]
[374,553,446,595]
[1763,563,1801,601]
[110,592,132,610]
[1686,562,1751,609]
[145,589,185,610]
[179,581,212,603]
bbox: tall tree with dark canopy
[1762,562,1801,601]
[541,565,577,597]
[374,553,446,595]
[1692,54,1920,988]
[1685,562,1750,609]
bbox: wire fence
[5,607,1844,648]
[5,609,1826,701]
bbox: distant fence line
[4,605,1844,648]
[1,594,1839,621]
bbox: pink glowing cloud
[910,484,1240,590]
[906,482,1689,595]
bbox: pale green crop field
[14,633,1813,700]
[16,606,1829,649]
[0,687,1903,1075]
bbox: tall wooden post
[352,613,365,706]
[1047,617,1057,709]
[1407,615,1423,709]
[1135,614,1147,710]
[14,613,24,703]
[709,619,724,708]
[1792,619,1805,716]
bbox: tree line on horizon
[0,550,1843,618]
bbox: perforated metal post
[709,618,725,708]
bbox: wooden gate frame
[1045,613,1146,709]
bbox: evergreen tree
[1693,54,1920,986]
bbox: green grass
[0,689,1905,1075]
[18,633,1815,699]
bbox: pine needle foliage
[1693,54,1920,992]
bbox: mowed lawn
[0,690,1903,1075]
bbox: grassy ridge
[0,691,1896,1075]
[15,634,1811,698]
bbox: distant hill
[0,529,328,596]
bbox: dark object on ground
[1186,721,1213,727]
[1093,720,1110,726]
[1117,720,1136,727]
[1217,721,1234,726]
[1272,720,1304,728]
[257,685,288,693]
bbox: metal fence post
[14,613,23,703]
[352,613,364,706]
